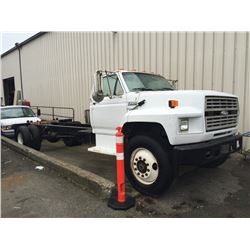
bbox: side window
[103,75,124,96]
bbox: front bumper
[1,129,15,139]
[173,134,242,166]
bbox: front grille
[205,96,239,132]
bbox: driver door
[90,74,127,135]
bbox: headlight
[1,125,13,131]
[179,119,189,132]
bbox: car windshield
[1,107,36,120]
[122,72,175,92]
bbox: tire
[200,155,229,168]
[28,124,42,151]
[125,135,174,196]
[16,126,32,147]
[63,137,84,147]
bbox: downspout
[15,42,24,100]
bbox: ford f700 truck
[2,70,242,196]
[88,70,242,195]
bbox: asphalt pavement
[2,140,250,217]
[1,144,145,218]
[41,140,250,217]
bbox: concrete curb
[2,136,115,199]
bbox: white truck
[3,70,242,196]
[88,70,242,195]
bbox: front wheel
[28,124,42,151]
[125,135,174,196]
[16,126,32,147]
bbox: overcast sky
[1,32,37,54]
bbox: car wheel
[16,126,32,147]
[125,135,174,196]
[28,124,42,151]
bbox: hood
[127,90,237,110]
[1,117,41,127]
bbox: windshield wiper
[131,87,153,92]
[154,87,174,91]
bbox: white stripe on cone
[116,136,123,144]
[116,152,124,160]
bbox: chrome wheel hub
[130,148,159,185]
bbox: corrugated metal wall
[1,32,250,149]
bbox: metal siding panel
[127,32,133,70]
[186,32,195,90]
[178,32,186,90]
[150,32,157,73]
[144,32,151,72]
[170,32,178,80]
[138,32,145,71]
[244,32,250,149]
[203,32,214,90]
[122,32,128,69]
[113,32,118,70]
[193,32,205,90]
[222,32,235,94]
[100,32,105,69]
[104,31,109,70]
[117,32,123,69]
[133,32,139,70]
[234,32,247,132]
[162,32,171,77]
[213,32,224,92]
[156,32,163,75]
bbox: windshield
[122,72,175,92]
[1,107,36,120]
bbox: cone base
[107,188,135,210]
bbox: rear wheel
[125,135,174,196]
[16,126,32,147]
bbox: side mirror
[37,109,41,116]
[92,90,104,103]
[171,80,178,90]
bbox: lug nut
[145,173,148,176]
[147,169,150,172]
[141,175,144,178]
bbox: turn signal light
[169,100,179,108]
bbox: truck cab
[89,70,242,195]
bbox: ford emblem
[220,110,229,116]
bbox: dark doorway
[3,77,15,105]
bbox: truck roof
[0,105,31,109]
[97,69,165,76]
